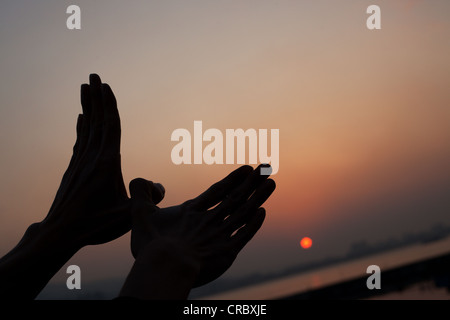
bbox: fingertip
[257,163,270,169]
[228,165,253,181]
[154,183,165,196]
[89,73,101,85]
[129,177,152,188]
[266,178,276,192]
[244,179,276,211]
[251,208,266,233]
[129,178,153,200]
[102,83,112,93]
[257,207,266,216]
[102,83,118,109]
[230,165,253,176]
[258,163,272,176]
[253,208,266,227]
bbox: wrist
[0,221,79,299]
[139,238,201,275]
[120,238,200,299]
[22,220,80,258]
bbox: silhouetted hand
[0,74,163,299]
[42,74,165,248]
[120,165,275,299]
[39,74,131,249]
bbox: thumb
[129,178,162,258]
[129,178,161,233]
[129,178,165,205]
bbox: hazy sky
[1,0,450,290]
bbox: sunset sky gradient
[1,0,450,293]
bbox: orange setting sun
[300,237,313,249]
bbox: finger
[85,74,104,153]
[100,83,121,156]
[78,84,91,158]
[245,179,276,211]
[89,73,104,126]
[129,178,165,205]
[130,178,154,203]
[72,114,83,156]
[213,164,271,219]
[222,179,275,232]
[129,178,158,235]
[229,208,266,256]
[80,84,92,118]
[102,83,120,124]
[190,165,253,211]
[153,183,165,205]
